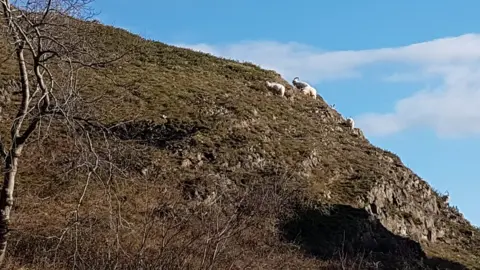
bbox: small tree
[0,0,118,263]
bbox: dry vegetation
[0,3,479,270]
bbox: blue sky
[92,0,479,226]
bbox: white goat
[265,81,285,97]
[292,77,309,89]
[441,191,450,204]
[301,85,317,99]
[292,77,317,99]
[345,117,355,129]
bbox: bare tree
[0,0,120,263]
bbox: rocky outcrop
[362,150,476,247]
[297,138,476,249]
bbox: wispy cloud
[175,34,480,138]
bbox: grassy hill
[0,19,479,270]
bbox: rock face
[358,150,476,250]
[365,163,441,242]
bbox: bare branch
[10,41,31,140]
[11,18,37,57]
[0,0,123,264]
[16,115,40,146]
[39,0,53,25]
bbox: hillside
[0,19,479,270]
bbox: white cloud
[382,71,432,83]
[358,64,480,138]
[174,34,480,138]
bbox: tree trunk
[0,147,21,264]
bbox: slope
[0,20,479,269]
